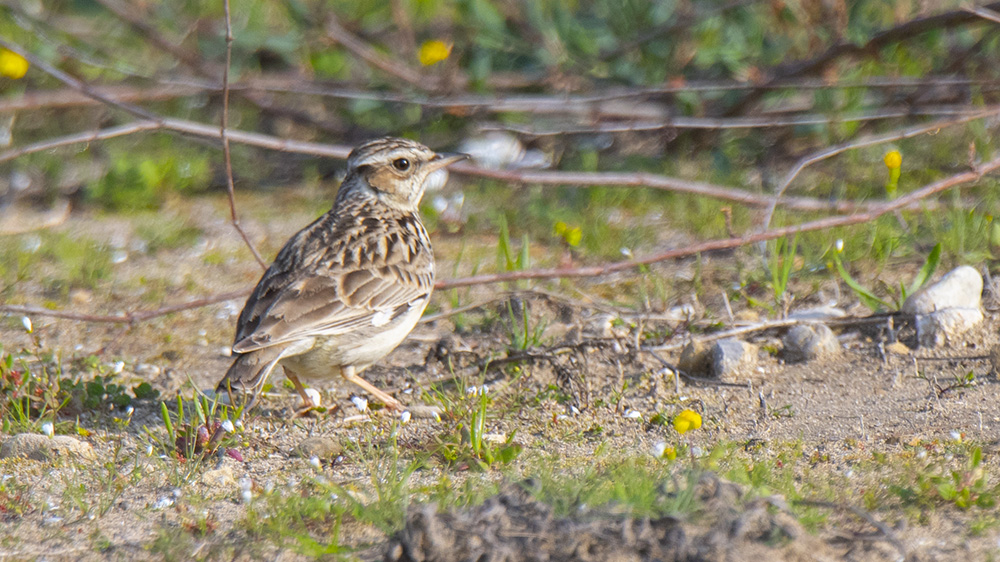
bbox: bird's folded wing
[232,265,431,353]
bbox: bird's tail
[216,346,288,399]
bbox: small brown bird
[217,137,466,412]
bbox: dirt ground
[2,195,1000,561]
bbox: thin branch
[483,105,998,135]
[967,5,1000,25]
[0,290,250,325]
[726,2,1000,115]
[760,108,998,229]
[0,115,972,216]
[436,153,1000,289]
[325,15,438,90]
[220,0,267,269]
[0,39,161,123]
[8,160,997,325]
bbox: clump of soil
[386,474,840,562]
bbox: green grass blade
[833,256,892,311]
[906,242,941,297]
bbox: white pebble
[309,456,321,470]
[350,396,368,412]
[399,411,411,424]
[623,409,641,419]
[21,316,32,333]
[304,388,322,407]
[40,422,53,437]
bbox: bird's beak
[426,152,469,172]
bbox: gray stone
[293,436,342,459]
[901,266,984,347]
[915,308,984,348]
[782,324,841,362]
[0,433,95,461]
[902,266,983,313]
[678,340,711,375]
[710,339,757,379]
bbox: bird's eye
[392,158,411,171]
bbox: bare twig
[726,2,1000,115]
[0,114,976,217]
[220,0,267,269]
[484,105,999,136]
[325,15,437,90]
[0,291,250,325]
[966,5,1000,25]
[0,39,161,123]
[437,153,1000,289]
[760,108,998,229]
[7,160,997,325]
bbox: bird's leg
[283,368,318,416]
[341,365,403,411]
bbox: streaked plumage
[217,137,465,411]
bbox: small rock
[900,266,984,348]
[710,339,757,379]
[202,466,236,487]
[782,324,840,362]
[0,434,96,461]
[678,340,711,375]
[914,308,984,348]
[902,266,983,313]
[294,436,341,460]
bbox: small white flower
[691,446,704,458]
[620,247,633,258]
[304,388,322,407]
[466,386,478,396]
[239,478,253,503]
[235,419,244,429]
[399,411,411,424]
[112,361,125,374]
[21,316,32,333]
[221,419,235,433]
[309,456,321,470]
[125,406,134,417]
[350,396,368,412]
[916,449,927,460]
[146,444,154,456]
[835,239,844,253]
[950,430,962,442]
[480,384,489,395]
[41,422,53,437]
[652,441,668,458]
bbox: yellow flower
[418,40,452,66]
[673,409,702,434]
[0,49,29,79]
[884,150,902,170]
[564,226,582,247]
